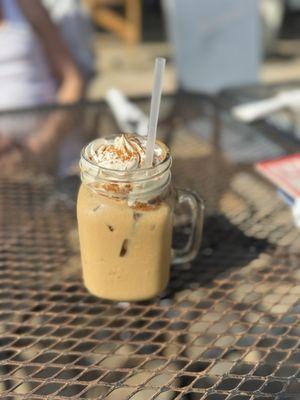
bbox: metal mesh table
[1,95,300,399]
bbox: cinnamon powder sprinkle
[131,200,161,211]
[103,183,132,195]
[105,145,137,162]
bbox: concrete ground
[88,33,300,100]
[262,39,300,83]
[88,34,176,99]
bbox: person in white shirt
[42,0,94,81]
[0,0,84,169]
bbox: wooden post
[126,0,142,44]
[86,0,142,45]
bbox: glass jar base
[84,281,169,302]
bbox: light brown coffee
[77,184,173,301]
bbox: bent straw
[145,57,166,168]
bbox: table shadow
[167,213,275,298]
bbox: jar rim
[80,136,172,183]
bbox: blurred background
[86,0,300,97]
[2,0,300,178]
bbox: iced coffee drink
[77,134,203,301]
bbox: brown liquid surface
[77,185,173,301]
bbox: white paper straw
[145,57,166,168]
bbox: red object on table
[256,153,300,199]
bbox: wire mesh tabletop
[1,94,300,399]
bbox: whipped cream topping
[87,134,166,171]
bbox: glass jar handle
[172,188,204,264]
